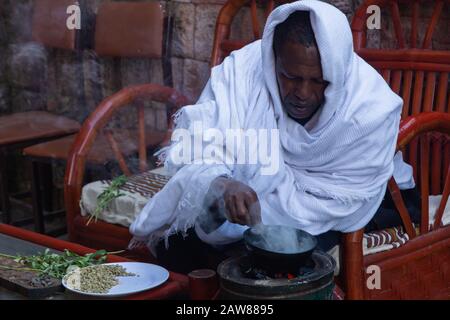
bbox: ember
[239,256,316,280]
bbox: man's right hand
[208,177,261,226]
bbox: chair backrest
[352,0,450,118]
[70,84,188,174]
[211,0,292,67]
[94,2,164,59]
[32,0,80,50]
[85,1,172,137]
[352,0,450,187]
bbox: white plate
[62,262,170,297]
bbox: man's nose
[294,81,311,101]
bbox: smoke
[196,178,315,258]
[248,225,315,254]
[196,177,228,234]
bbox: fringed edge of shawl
[128,213,199,257]
[154,107,186,168]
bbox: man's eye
[282,71,299,80]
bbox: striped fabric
[80,169,172,227]
[363,225,419,251]
[104,171,171,198]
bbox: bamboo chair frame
[343,112,450,299]
[64,84,189,253]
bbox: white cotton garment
[129,0,410,250]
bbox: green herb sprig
[0,249,118,279]
[87,175,128,226]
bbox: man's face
[275,41,328,123]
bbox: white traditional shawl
[129,0,406,249]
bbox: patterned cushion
[80,167,171,227]
[360,195,449,256]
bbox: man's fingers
[245,194,261,226]
[225,194,238,223]
[221,181,260,226]
[235,196,251,225]
[245,190,258,203]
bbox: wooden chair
[64,84,188,256]
[0,0,82,227]
[342,112,450,299]
[23,1,175,235]
[342,0,450,299]
[60,0,188,260]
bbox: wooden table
[0,223,189,300]
[0,111,80,228]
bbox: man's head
[273,11,329,125]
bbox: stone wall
[1,0,448,121]
[0,1,10,114]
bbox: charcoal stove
[217,251,336,300]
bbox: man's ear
[272,41,279,61]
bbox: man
[129,0,419,273]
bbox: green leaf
[87,175,128,225]
[0,248,111,279]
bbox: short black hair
[273,11,317,54]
